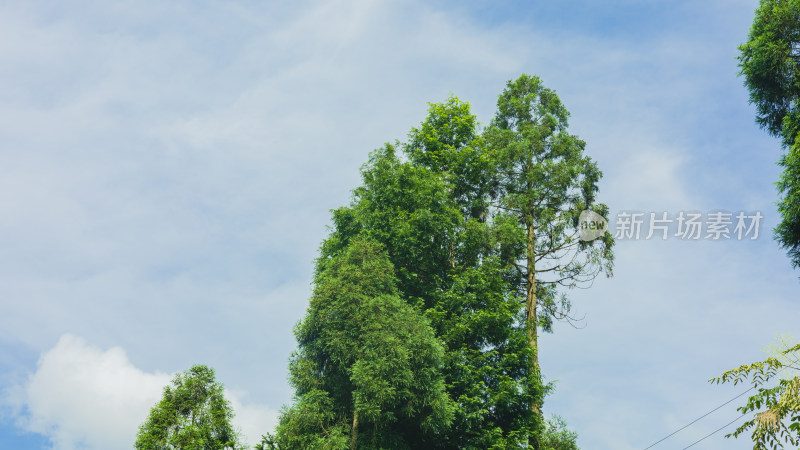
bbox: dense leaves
[541,416,580,450]
[736,12,800,445]
[738,0,800,269]
[484,74,614,447]
[273,75,604,448]
[776,138,800,269]
[135,365,243,450]
[738,0,800,141]
[271,237,454,449]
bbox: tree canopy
[135,365,243,450]
[738,0,800,142]
[271,237,454,449]
[271,74,602,448]
[739,0,800,269]
[541,415,580,450]
[485,73,614,355]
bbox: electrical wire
[642,386,754,449]
[680,414,747,449]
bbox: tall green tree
[273,237,454,449]
[135,365,243,450]
[320,123,540,446]
[484,74,614,446]
[274,79,605,448]
[403,97,541,448]
[738,0,800,269]
[711,338,800,449]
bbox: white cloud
[7,334,277,449]
[7,334,169,449]
[228,394,280,446]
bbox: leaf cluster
[273,237,454,449]
[739,0,800,141]
[273,74,605,448]
[486,74,614,296]
[739,0,800,269]
[135,365,244,450]
[711,343,800,449]
[540,415,580,450]
[776,136,800,269]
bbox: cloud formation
[7,334,276,449]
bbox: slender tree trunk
[526,221,542,450]
[525,222,539,405]
[350,409,359,449]
[524,165,540,382]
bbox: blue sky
[0,0,798,448]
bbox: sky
[0,0,798,449]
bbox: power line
[643,386,754,449]
[681,414,747,449]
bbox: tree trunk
[350,409,359,449]
[526,222,540,409]
[526,221,542,450]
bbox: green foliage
[541,416,580,450]
[738,0,800,141]
[312,99,544,447]
[254,434,278,450]
[484,75,614,448]
[135,365,243,450]
[776,138,800,269]
[273,237,454,449]
[406,97,493,220]
[739,0,800,269]
[273,79,602,448]
[407,96,478,173]
[486,74,614,295]
[431,261,541,449]
[711,340,800,449]
[318,143,463,310]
